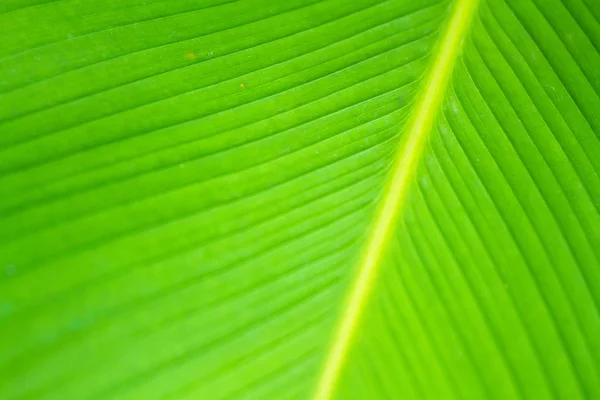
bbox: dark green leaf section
[338,0,600,398]
[0,0,451,399]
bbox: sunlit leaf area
[1,0,599,398]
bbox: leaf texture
[0,0,599,399]
[337,0,600,398]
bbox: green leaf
[0,0,599,399]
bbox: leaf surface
[0,0,599,399]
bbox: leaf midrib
[311,0,479,398]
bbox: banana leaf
[1,0,599,398]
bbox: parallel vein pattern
[0,1,451,399]
[312,0,477,398]
[2,0,599,399]
[336,0,600,398]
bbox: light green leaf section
[0,0,599,399]
[0,1,452,399]
[337,0,600,399]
